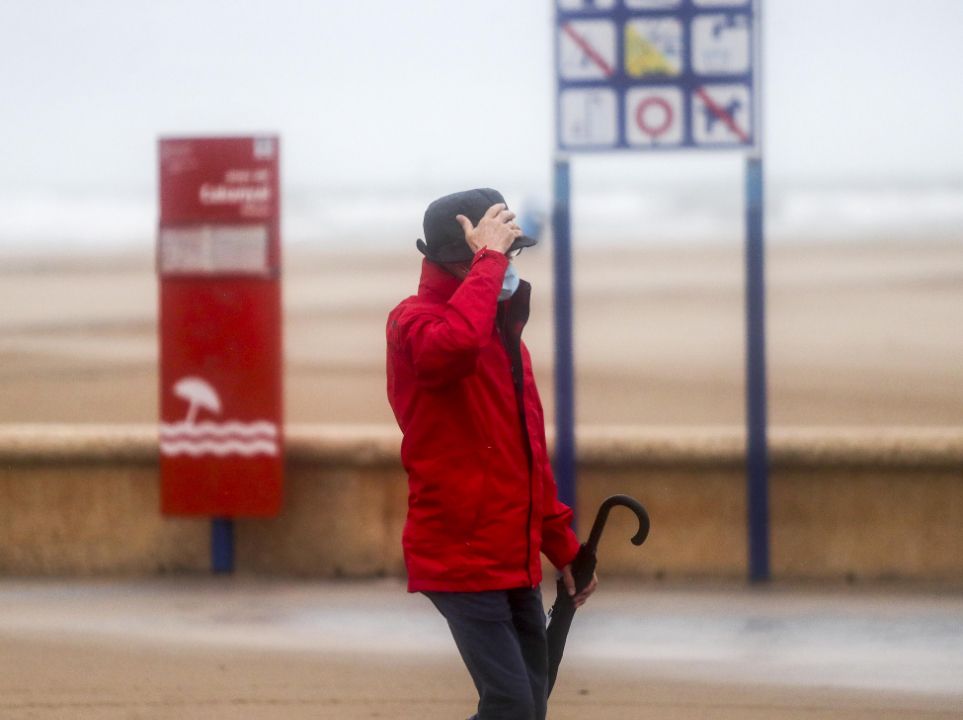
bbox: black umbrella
[546,494,650,696]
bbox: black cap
[416,188,537,263]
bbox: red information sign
[158,136,282,517]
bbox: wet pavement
[1,577,961,700]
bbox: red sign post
[157,137,283,539]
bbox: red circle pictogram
[635,96,673,138]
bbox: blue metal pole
[745,154,770,582]
[552,156,577,527]
[211,517,235,574]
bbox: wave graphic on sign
[160,423,279,457]
[161,376,279,457]
[160,437,279,457]
[161,421,278,439]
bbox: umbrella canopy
[173,376,221,424]
[546,494,649,696]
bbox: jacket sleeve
[532,379,581,569]
[542,485,581,570]
[405,249,508,387]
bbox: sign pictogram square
[560,88,618,147]
[626,87,684,147]
[558,0,616,10]
[559,20,617,81]
[692,83,752,145]
[625,18,684,78]
[626,0,682,8]
[691,13,751,75]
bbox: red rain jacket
[386,248,580,593]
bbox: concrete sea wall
[1,425,961,581]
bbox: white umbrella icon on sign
[174,376,222,425]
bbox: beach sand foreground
[1,578,961,719]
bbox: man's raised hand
[455,203,521,256]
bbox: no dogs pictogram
[692,84,751,145]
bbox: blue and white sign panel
[556,0,759,152]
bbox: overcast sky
[2,0,963,196]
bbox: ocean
[1,181,961,255]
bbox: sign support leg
[211,517,235,574]
[745,154,770,582]
[552,157,577,528]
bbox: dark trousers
[424,586,548,720]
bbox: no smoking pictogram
[626,88,683,146]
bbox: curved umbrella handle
[585,494,650,554]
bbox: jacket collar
[417,259,462,302]
[417,258,532,321]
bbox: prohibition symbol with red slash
[635,96,673,139]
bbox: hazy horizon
[2,0,963,250]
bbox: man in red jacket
[386,188,597,720]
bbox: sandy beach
[1,239,961,428]
[2,240,962,719]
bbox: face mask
[498,262,520,301]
